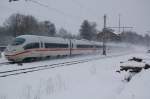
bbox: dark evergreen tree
[79,20,97,40]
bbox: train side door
[69,39,72,56]
[69,39,73,56]
[38,37,44,57]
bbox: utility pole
[102,14,107,55]
[119,14,121,33]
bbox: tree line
[0,13,150,46]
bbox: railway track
[0,59,90,78]
[0,52,133,78]
[0,61,15,67]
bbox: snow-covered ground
[0,45,150,99]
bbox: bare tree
[4,13,38,37]
[57,28,73,38]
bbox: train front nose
[4,37,26,62]
[4,45,16,61]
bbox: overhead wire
[28,0,100,21]
[27,0,84,21]
[70,0,100,20]
[69,0,103,31]
[25,0,102,32]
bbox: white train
[4,35,102,62]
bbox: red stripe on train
[5,48,97,57]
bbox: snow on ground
[0,52,8,63]
[116,69,150,99]
[0,45,150,99]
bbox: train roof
[16,35,102,45]
[17,35,66,40]
[17,35,69,43]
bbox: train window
[12,38,25,45]
[96,45,102,48]
[24,42,39,50]
[45,43,68,48]
[77,45,93,48]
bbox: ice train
[4,35,102,62]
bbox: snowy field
[0,45,150,99]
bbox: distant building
[97,29,121,42]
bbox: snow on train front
[4,35,27,62]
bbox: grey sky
[0,0,149,35]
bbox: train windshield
[11,38,25,46]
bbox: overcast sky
[0,0,150,35]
